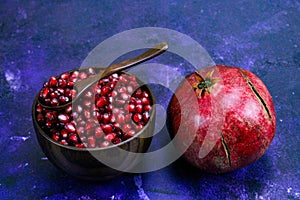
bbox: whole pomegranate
[167,65,276,173]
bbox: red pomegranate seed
[37,113,44,122]
[101,124,113,133]
[133,113,142,123]
[36,104,43,113]
[85,91,93,98]
[143,112,150,122]
[96,97,107,107]
[111,91,117,97]
[79,72,87,79]
[49,76,58,87]
[41,88,50,98]
[122,124,132,132]
[57,87,65,94]
[125,114,131,123]
[141,97,150,105]
[95,127,104,138]
[128,104,135,112]
[60,140,68,145]
[112,137,121,144]
[71,70,79,77]
[88,136,96,148]
[144,105,151,112]
[102,113,111,123]
[69,133,78,143]
[51,98,59,106]
[60,72,70,80]
[58,114,69,123]
[121,93,129,100]
[58,78,67,88]
[136,104,143,113]
[104,133,116,142]
[117,113,125,124]
[61,129,68,138]
[84,110,91,119]
[77,126,84,135]
[75,143,86,148]
[67,81,74,87]
[101,86,110,96]
[87,68,95,75]
[65,123,76,133]
[52,133,60,141]
[135,89,142,98]
[100,141,110,148]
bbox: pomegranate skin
[168,65,276,173]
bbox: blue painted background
[0,1,299,199]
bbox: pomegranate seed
[69,89,77,98]
[128,104,135,112]
[143,112,150,122]
[135,89,142,98]
[101,86,111,96]
[102,113,111,123]
[58,114,69,123]
[104,133,116,142]
[61,129,68,138]
[111,90,118,97]
[122,124,132,132]
[136,104,143,113]
[144,105,151,112]
[85,91,93,98]
[49,76,58,87]
[65,123,76,133]
[67,81,74,87]
[60,72,70,80]
[112,137,121,144]
[77,126,84,135]
[88,136,96,148]
[51,98,58,106]
[96,97,107,107]
[72,70,79,77]
[95,127,104,138]
[60,140,68,145]
[133,113,142,123]
[36,105,43,113]
[87,68,95,75]
[100,141,110,148]
[41,88,50,98]
[84,110,91,119]
[37,113,44,122]
[52,133,60,141]
[117,114,125,124]
[58,78,67,87]
[57,87,65,94]
[141,97,150,105]
[69,134,78,143]
[79,72,87,79]
[75,143,86,148]
[101,124,113,133]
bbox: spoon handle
[76,42,168,94]
[101,42,168,78]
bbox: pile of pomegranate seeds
[39,68,96,107]
[36,68,152,148]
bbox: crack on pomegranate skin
[239,70,272,121]
[220,132,231,167]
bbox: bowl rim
[32,69,156,152]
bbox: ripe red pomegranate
[36,68,152,148]
[168,65,276,173]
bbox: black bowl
[32,70,155,181]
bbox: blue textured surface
[0,1,299,199]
